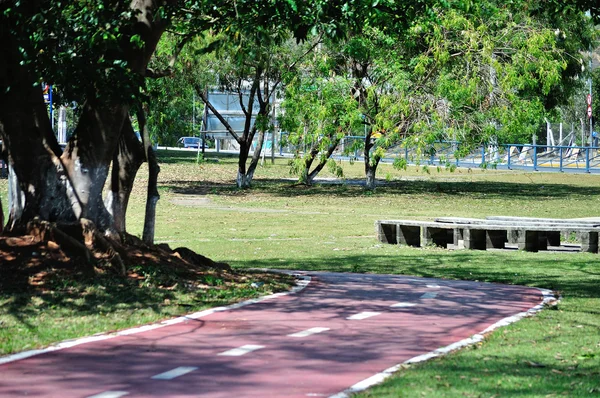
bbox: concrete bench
[485,216,600,225]
[435,217,600,248]
[376,219,599,253]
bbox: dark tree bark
[105,119,146,233]
[0,25,77,229]
[364,127,380,190]
[0,197,3,234]
[58,0,169,232]
[1,0,167,237]
[138,107,160,245]
[142,149,160,244]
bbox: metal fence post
[559,146,563,172]
[481,146,486,166]
[586,147,591,173]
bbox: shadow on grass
[230,251,600,301]
[156,149,238,164]
[1,273,177,330]
[161,178,600,201]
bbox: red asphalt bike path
[0,272,546,398]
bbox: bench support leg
[507,230,519,244]
[453,228,465,249]
[518,230,540,252]
[580,231,599,253]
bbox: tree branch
[145,35,192,78]
[196,86,241,143]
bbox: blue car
[177,137,206,149]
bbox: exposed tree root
[171,246,231,271]
[27,219,96,276]
[1,219,231,288]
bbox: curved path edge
[0,271,311,366]
[329,287,557,398]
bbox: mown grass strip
[1,149,600,396]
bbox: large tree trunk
[105,119,146,233]
[60,103,128,231]
[1,0,167,234]
[0,26,76,229]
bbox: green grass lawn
[1,150,600,396]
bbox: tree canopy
[0,0,598,266]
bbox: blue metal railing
[383,143,600,173]
[276,134,600,174]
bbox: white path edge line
[0,272,311,366]
[151,366,198,380]
[347,311,381,320]
[329,288,556,398]
[86,391,129,398]
[390,302,417,308]
[288,327,330,338]
[218,344,265,356]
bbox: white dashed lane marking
[151,366,198,380]
[288,327,330,338]
[346,312,381,320]
[421,292,438,299]
[390,302,417,308]
[426,284,440,289]
[218,344,265,356]
[86,391,129,398]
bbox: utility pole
[590,52,593,142]
[193,91,196,136]
[587,10,593,143]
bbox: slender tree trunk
[142,149,160,244]
[105,119,145,233]
[299,144,319,185]
[246,129,267,185]
[365,164,378,190]
[0,197,4,234]
[138,107,160,245]
[364,132,379,190]
[237,140,250,188]
[306,137,341,185]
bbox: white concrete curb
[329,288,557,398]
[0,272,311,366]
